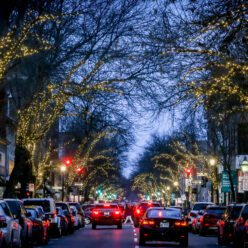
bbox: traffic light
[76,167,84,175]
[185,168,192,177]
[63,157,72,166]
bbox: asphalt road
[40,224,222,248]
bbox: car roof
[193,202,215,204]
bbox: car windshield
[23,200,51,213]
[193,204,211,211]
[147,209,181,218]
[206,208,226,215]
[231,206,243,219]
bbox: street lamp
[209,157,218,203]
[240,157,248,172]
[60,165,67,201]
[173,181,179,187]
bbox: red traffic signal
[76,167,84,175]
[185,168,192,177]
[63,158,72,166]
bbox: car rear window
[206,208,226,215]
[193,204,211,211]
[6,201,20,215]
[95,204,118,209]
[147,209,181,218]
[231,206,243,219]
[56,203,70,212]
[27,209,38,218]
[23,200,51,213]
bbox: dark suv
[233,204,248,248]
[217,204,244,245]
[5,199,33,247]
[56,202,74,233]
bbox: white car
[70,206,81,229]
[0,200,22,247]
[188,202,215,227]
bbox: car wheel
[134,221,139,228]
[139,232,145,246]
[180,236,188,247]
[217,228,225,246]
[199,227,206,236]
[92,223,96,230]
[117,223,122,229]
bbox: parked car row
[189,201,248,247]
[0,198,86,248]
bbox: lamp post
[240,158,248,202]
[209,158,219,204]
[60,165,67,201]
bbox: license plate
[160,222,169,228]
[209,226,217,230]
[104,212,110,216]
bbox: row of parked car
[0,198,86,248]
[188,201,248,247]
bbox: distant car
[0,200,22,248]
[56,202,74,234]
[26,207,49,245]
[139,207,188,247]
[133,201,161,227]
[56,207,69,235]
[217,204,244,245]
[191,210,204,234]
[188,202,215,227]
[67,202,85,227]
[22,198,62,237]
[233,204,248,248]
[91,203,122,229]
[83,204,96,225]
[70,206,81,229]
[198,206,226,236]
[5,199,33,247]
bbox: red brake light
[104,204,110,207]
[115,211,121,215]
[93,210,99,215]
[148,202,152,206]
[245,221,248,227]
[136,209,141,215]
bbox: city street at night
[41,225,220,248]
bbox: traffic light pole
[62,173,65,201]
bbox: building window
[238,123,248,154]
[0,152,5,167]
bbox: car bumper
[140,227,188,242]
[92,218,122,225]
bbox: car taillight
[142,220,155,225]
[136,209,141,215]
[200,217,204,223]
[244,221,248,227]
[33,222,40,227]
[175,221,188,227]
[71,216,75,222]
[93,210,99,215]
[114,211,121,215]
[0,216,6,225]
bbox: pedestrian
[124,204,134,225]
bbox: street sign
[221,171,237,193]
[243,172,248,191]
[238,170,244,193]
[29,183,35,192]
